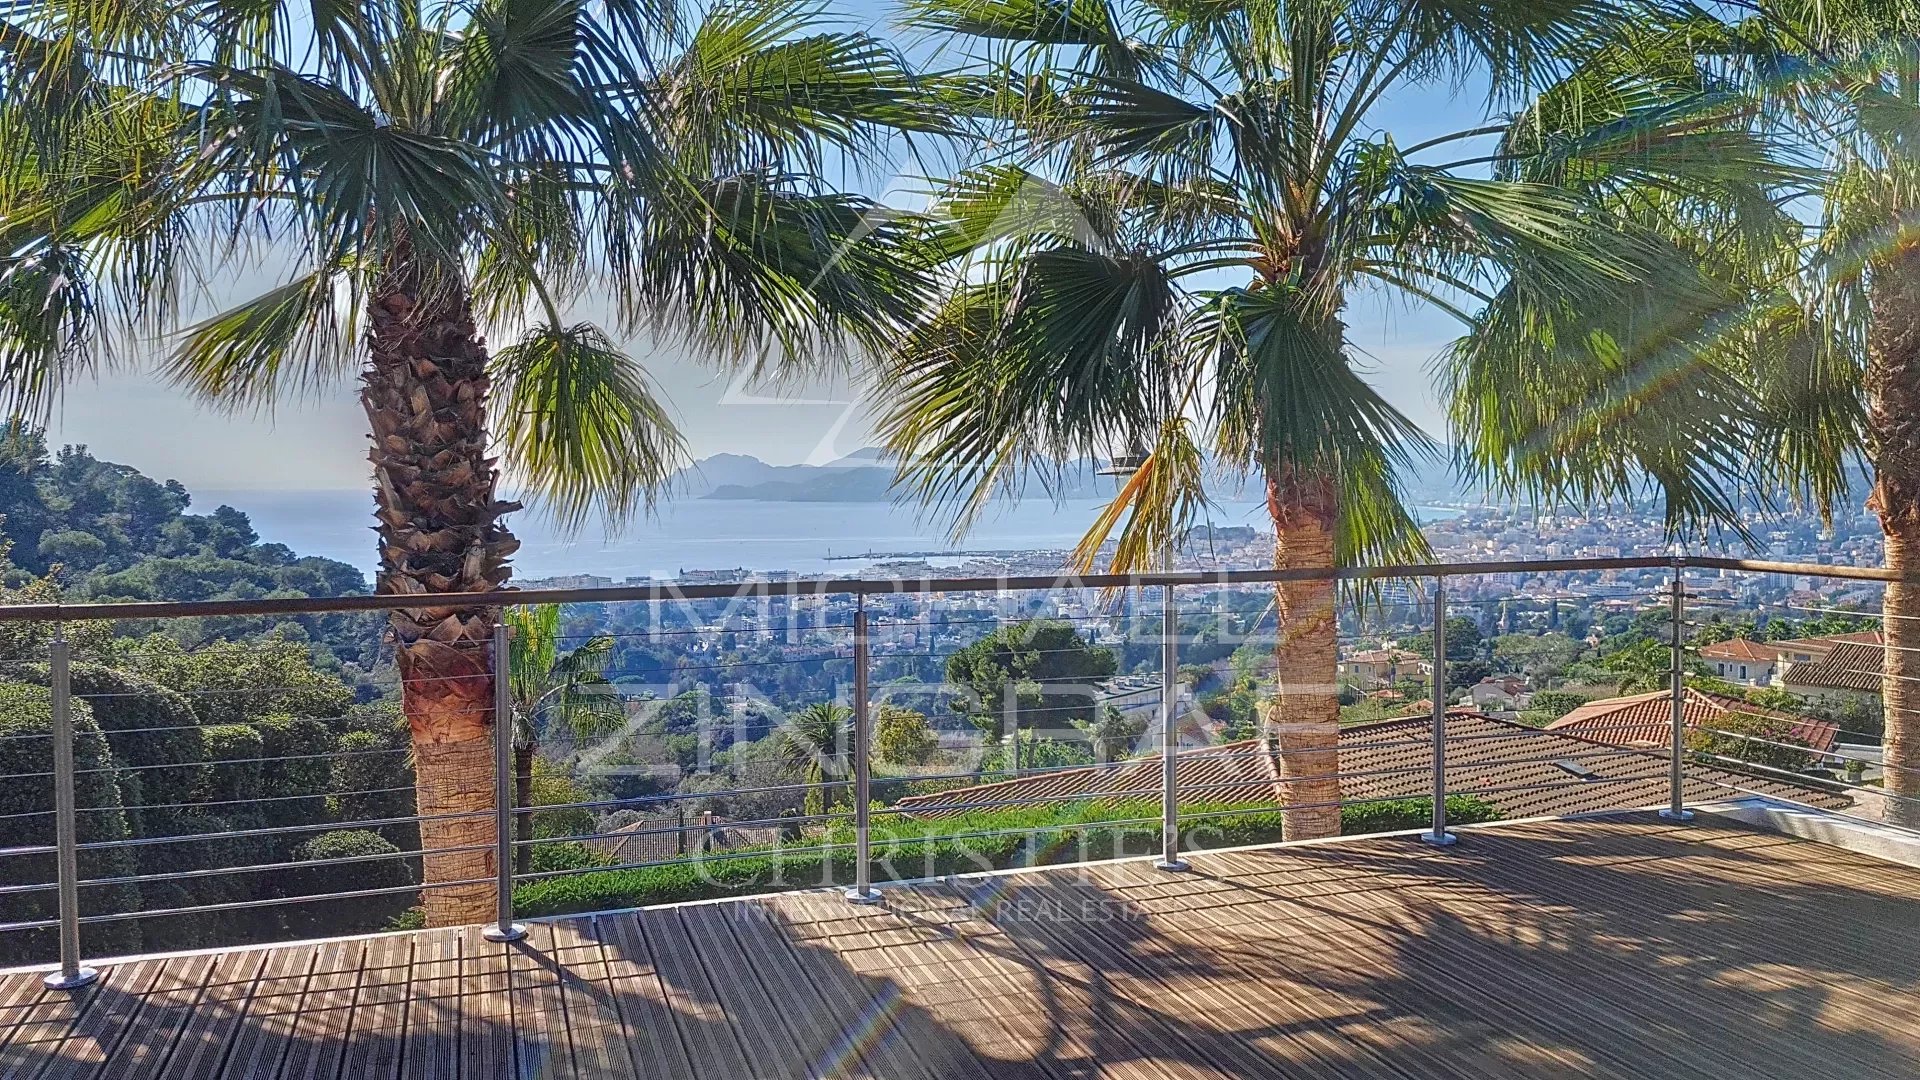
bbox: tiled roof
[888,711,1850,822]
[1782,640,1886,694]
[1699,638,1779,662]
[588,815,784,865]
[1548,689,1839,754]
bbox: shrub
[1686,711,1815,773]
[1340,796,1502,836]
[874,704,939,766]
[198,724,265,825]
[0,681,141,964]
[253,715,337,841]
[510,794,1510,920]
[282,829,416,938]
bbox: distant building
[1339,648,1430,690]
[1699,638,1782,686]
[1548,688,1839,755]
[1466,676,1531,712]
[1781,640,1885,711]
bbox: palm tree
[778,702,852,817]
[504,605,623,875]
[1454,6,1920,823]
[0,0,947,922]
[1725,2,1920,826]
[881,0,1776,840]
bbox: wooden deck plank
[1,814,1919,1080]
[543,918,636,1080]
[276,939,364,1080]
[213,947,316,1080]
[0,962,105,1078]
[32,959,167,1080]
[337,933,414,1080]
[399,930,461,1080]
[507,922,571,1080]
[636,908,765,1080]
[151,950,270,1080]
[589,912,696,1080]
[103,952,220,1080]
[454,927,513,1080]
[724,900,954,1080]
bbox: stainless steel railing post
[44,627,98,990]
[847,593,880,904]
[1660,561,1695,822]
[1156,582,1188,871]
[1422,578,1458,847]
[483,620,527,942]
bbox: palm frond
[490,322,688,532]
[1070,416,1210,574]
[881,243,1186,536]
[163,269,355,411]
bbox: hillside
[0,426,379,667]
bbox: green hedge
[0,681,142,964]
[281,830,415,939]
[1340,796,1502,836]
[512,796,1505,919]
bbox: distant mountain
[676,447,1488,505]
[688,450,1124,503]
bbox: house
[1339,648,1430,690]
[1767,629,1882,666]
[1466,676,1530,712]
[1781,640,1885,711]
[1547,688,1839,755]
[1699,637,1783,686]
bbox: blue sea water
[200,488,1464,579]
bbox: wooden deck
[6,812,1920,1079]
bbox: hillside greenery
[0,426,379,671]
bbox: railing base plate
[1154,858,1190,872]
[482,923,528,942]
[1659,809,1695,822]
[43,967,97,991]
[845,888,882,906]
[1420,831,1459,847]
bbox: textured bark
[1868,243,1920,830]
[1262,464,1342,841]
[365,254,520,927]
[514,743,535,877]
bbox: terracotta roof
[1699,638,1779,662]
[1548,689,1839,754]
[1782,640,1885,694]
[889,711,1850,822]
[1770,630,1883,657]
[588,815,783,865]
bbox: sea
[201,489,1466,580]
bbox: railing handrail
[0,553,1898,624]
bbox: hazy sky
[46,8,1473,494]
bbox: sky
[45,7,1478,494]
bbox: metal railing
[6,551,1915,988]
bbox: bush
[1686,711,1815,773]
[512,797,1503,919]
[1340,796,1502,836]
[0,681,141,964]
[282,829,416,938]
[329,729,417,846]
[253,715,336,841]
[198,724,265,825]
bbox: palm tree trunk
[514,744,536,877]
[1262,463,1342,841]
[1868,249,1920,830]
[365,255,519,927]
